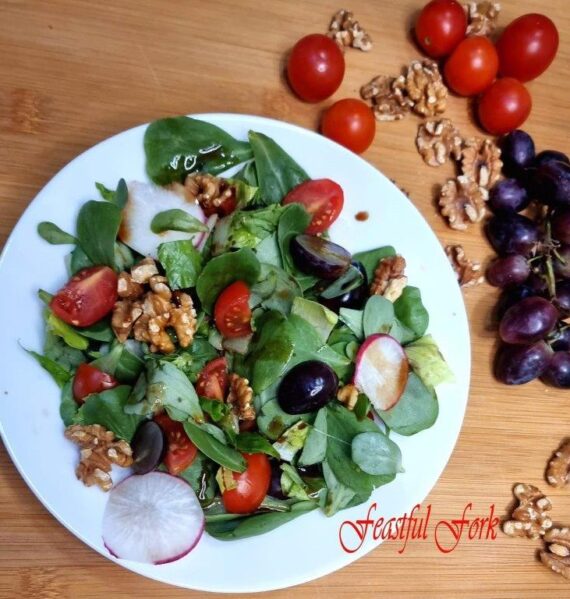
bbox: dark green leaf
[353,393,370,421]
[75,200,122,269]
[353,246,396,281]
[25,348,71,388]
[95,179,128,209]
[43,330,86,371]
[69,245,93,275]
[78,320,114,343]
[144,117,253,185]
[183,420,246,472]
[257,399,310,441]
[363,295,395,338]
[233,160,258,187]
[37,222,76,245]
[248,131,309,205]
[339,308,364,340]
[351,432,403,475]
[151,209,208,235]
[322,461,356,516]
[199,397,230,422]
[178,451,217,506]
[320,265,364,300]
[60,379,78,426]
[298,407,327,466]
[389,318,416,345]
[250,263,302,315]
[158,239,203,290]
[393,286,429,340]
[91,342,143,383]
[95,182,115,202]
[277,203,311,274]
[235,432,280,458]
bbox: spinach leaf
[144,116,252,185]
[375,372,438,436]
[405,335,454,389]
[75,200,122,269]
[291,297,338,343]
[233,160,258,188]
[257,399,310,441]
[250,263,302,315]
[95,182,115,202]
[220,205,286,252]
[91,342,143,383]
[114,242,135,272]
[157,240,203,290]
[322,461,356,517]
[60,380,78,426]
[277,203,311,274]
[389,318,416,345]
[200,397,230,422]
[254,232,282,267]
[69,245,93,275]
[351,432,403,475]
[298,407,327,466]
[363,295,395,337]
[196,247,260,313]
[353,393,370,421]
[235,432,280,458]
[248,130,309,205]
[393,286,429,340]
[201,422,227,445]
[76,386,143,441]
[146,361,203,422]
[178,451,217,506]
[96,179,128,209]
[25,348,71,388]
[183,420,246,472]
[339,308,364,340]
[205,500,317,540]
[320,265,364,300]
[151,209,208,235]
[78,320,114,343]
[37,222,76,245]
[43,330,86,370]
[353,246,396,280]
[155,337,218,383]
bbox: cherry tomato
[321,99,376,154]
[415,0,467,58]
[72,363,118,403]
[496,14,559,82]
[154,412,198,475]
[214,281,252,339]
[50,266,118,328]
[283,179,344,234]
[196,357,228,401]
[478,78,532,135]
[444,36,499,96]
[222,453,271,514]
[287,34,345,103]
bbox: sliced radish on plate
[354,334,409,411]
[102,471,204,564]
[119,181,209,257]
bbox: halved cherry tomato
[321,99,376,154]
[283,179,344,234]
[478,78,532,135]
[154,412,198,475]
[287,34,345,103]
[214,281,252,339]
[222,453,271,514]
[496,14,559,82]
[50,266,118,328]
[196,357,229,401]
[72,363,118,403]
[444,36,499,96]
[415,0,467,58]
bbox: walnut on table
[361,75,412,122]
[184,173,235,217]
[546,439,570,488]
[445,245,484,288]
[416,119,463,167]
[438,175,488,231]
[65,424,133,492]
[541,528,570,581]
[227,373,255,422]
[337,384,359,411]
[328,9,372,52]
[370,255,407,301]
[394,59,448,118]
[502,483,553,540]
[465,2,501,36]
[461,138,502,189]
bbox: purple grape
[526,272,548,295]
[319,261,368,312]
[486,255,530,288]
[542,352,570,388]
[552,327,570,351]
[500,130,535,178]
[489,179,529,213]
[268,459,286,499]
[553,246,570,279]
[495,341,552,384]
[499,296,559,344]
[534,150,570,168]
[278,360,338,414]
[486,214,539,256]
[496,284,537,320]
[290,235,351,279]
[552,209,570,244]
[532,161,570,207]
[555,280,570,312]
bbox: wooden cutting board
[0,1,569,597]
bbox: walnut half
[394,59,447,118]
[445,245,484,288]
[465,2,501,36]
[416,119,463,167]
[438,175,488,231]
[461,138,502,189]
[541,528,570,580]
[546,439,570,488]
[502,483,553,540]
[361,75,412,122]
[328,9,372,52]
[370,255,407,300]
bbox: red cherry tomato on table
[496,14,559,82]
[287,34,345,103]
[72,363,118,403]
[283,179,344,234]
[415,0,467,58]
[222,453,271,514]
[154,412,198,475]
[444,36,499,96]
[321,99,376,154]
[196,357,229,401]
[214,281,252,339]
[478,78,532,136]
[50,266,118,328]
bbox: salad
[30,116,452,564]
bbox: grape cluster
[486,130,570,387]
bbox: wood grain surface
[1,1,569,597]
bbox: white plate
[0,114,470,593]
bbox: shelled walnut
[465,2,501,36]
[445,245,484,288]
[394,59,447,117]
[541,528,570,580]
[461,138,502,189]
[337,384,359,411]
[502,483,553,540]
[361,75,412,122]
[370,255,407,300]
[227,373,255,422]
[184,173,235,216]
[416,119,463,167]
[328,9,372,51]
[546,439,570,488]
[65,424,133,492]
[438,175,488,230]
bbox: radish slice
[119,181,207,258]
[102,472,204,564]
[354,334,409,411]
